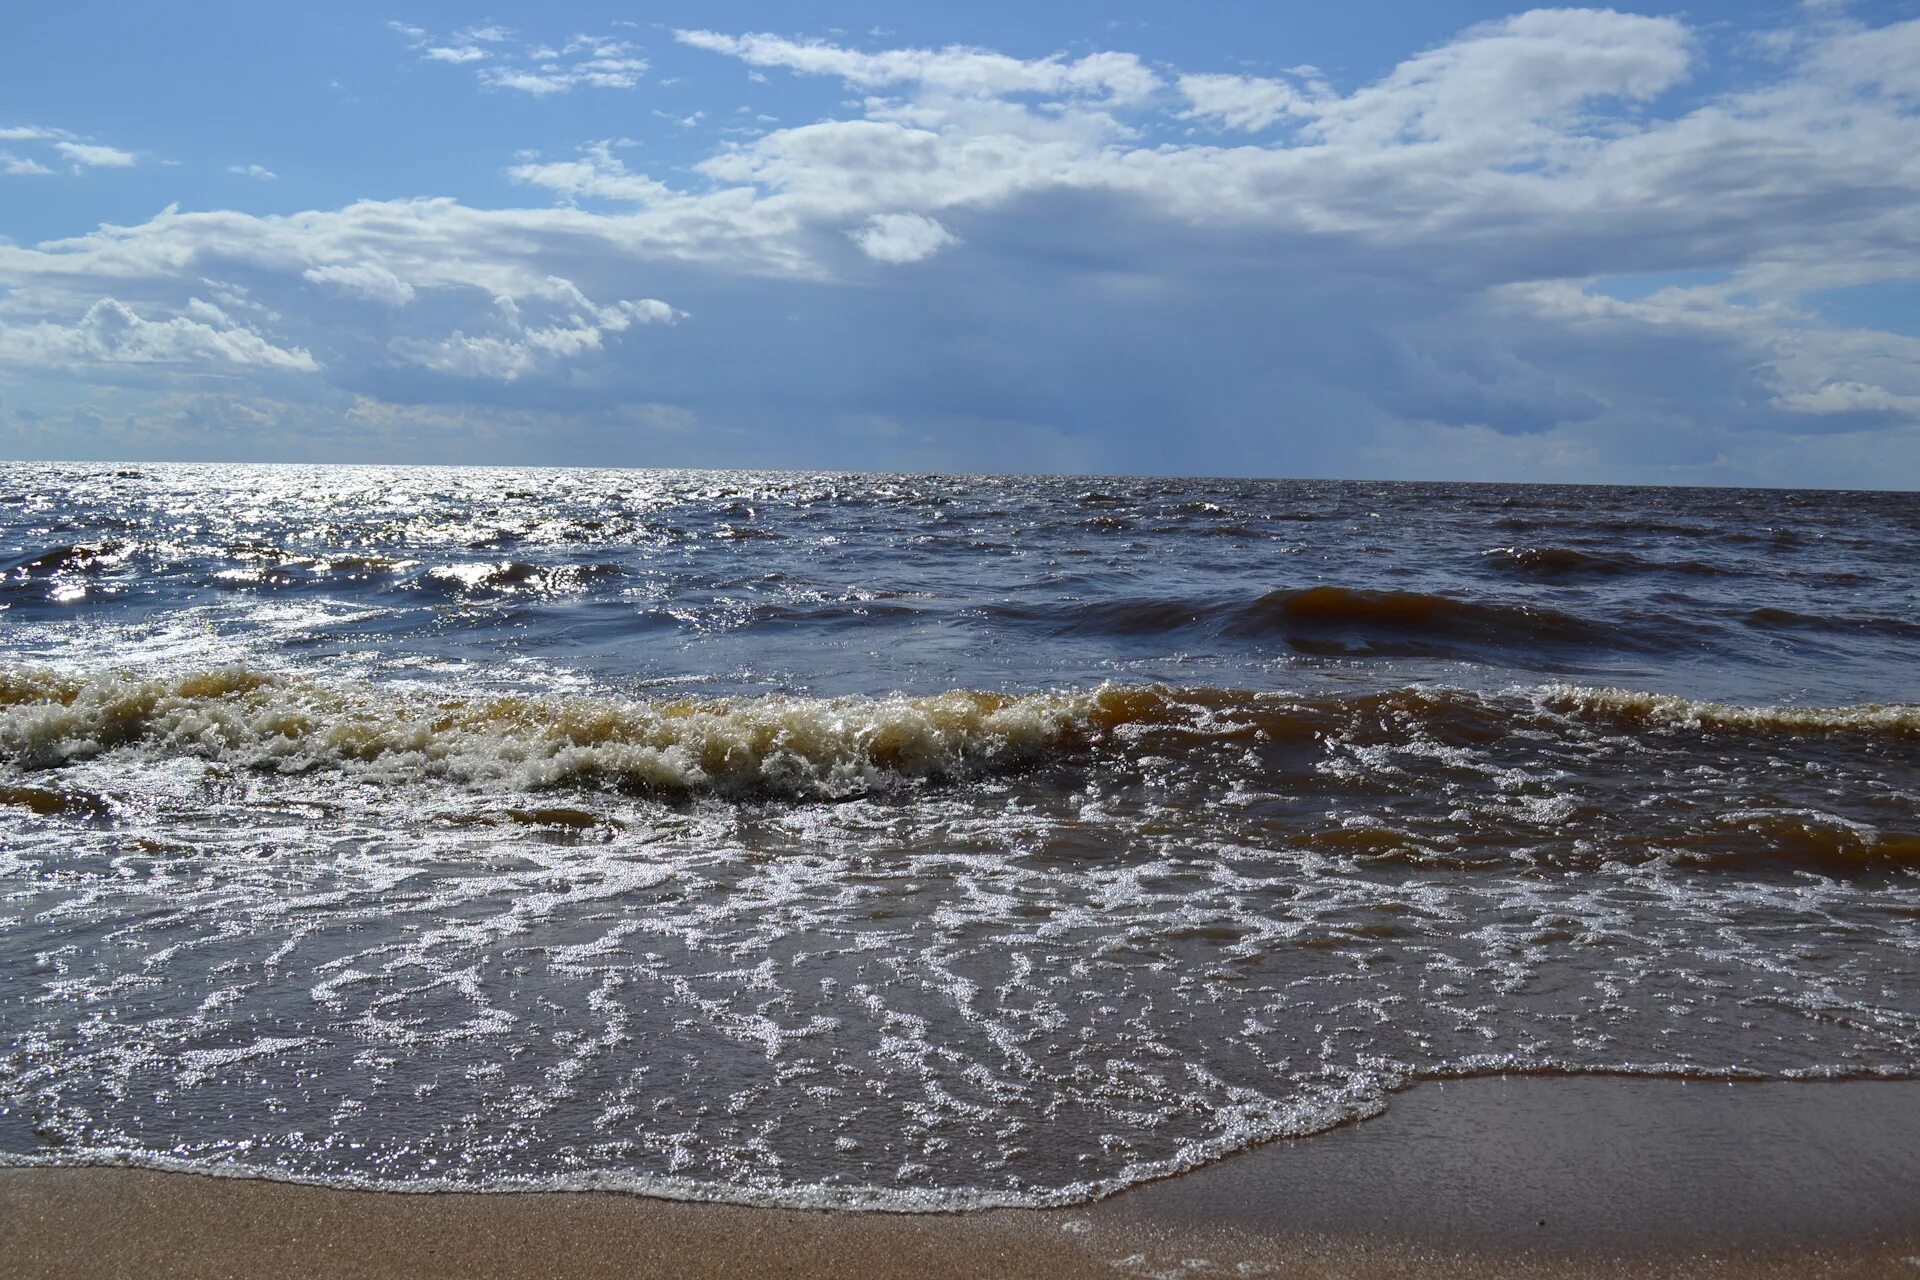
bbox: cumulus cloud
[0,298,318,371]
[850,212,959,263]
[229,163,278,181]
[302,263,416,306]
[507,141,673,203]
[388,295,678,381]
[1177,73,1311,132]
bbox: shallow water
[0,464,1915,1207]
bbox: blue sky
[2,2,1918,484]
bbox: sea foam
[0,666,1181,797]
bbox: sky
[2,2,1918,484]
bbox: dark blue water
[0,464,1916,1207]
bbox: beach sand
[5,1076,1918,1278]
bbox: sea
[1,463,1915,1209]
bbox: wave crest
[0,667,1183,797]
[1539,685,1920,739]
[6,668,1918,809]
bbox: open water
[0,463,1915,1207]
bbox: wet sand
[5,1076,1919,1278]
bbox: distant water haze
[0,465,1915,1207]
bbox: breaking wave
[5,666,1918,806]
[1539,684,1920,739]
[0,667,1185,798]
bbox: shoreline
[6,1076,1919,1278]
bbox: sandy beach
[7,1075,1918,1279]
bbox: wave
[1537,684,1920,739]
[2,542,134,578]
[1480,545,1729,578]
[417,561,626,597]
[5,543,636,598]
[994,585,1639,655]
[0,781,111,818]
[5,667,1918,807]
[1494,516,1717,538]
[221,558,627,595]
[3,1053,1905,1211]
[226,543,416,573]
[1239,585,1610,647]
[1742,606,1920,640]
[0,667,1186,798]
[1678,811,1920,874]
[728,599,931,627]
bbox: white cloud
[1313,10,1691,152]
[1777,382,1920,417]
[1,126,138,175]
[229,163,278,181]
[479,39,649,93]
[673,30,1161,103]
[389,295,678,381]
[55,141,137,168]
[14,15,1897,291]
[395,23,648,93]
[609,298,678,326]
[302,262,416,306]
[1810,16,1920,95]
[507,140,672,203]
[850,212,959,263]
[0,298,318,371]
[1177,74,1310,132]
[1489,278,1920,439]
[388,331,549,380]
[184,297,234,326]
